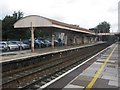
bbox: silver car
[0,41,8,51]
[7,41,19,51]
[11,41,30,50]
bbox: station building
[14,15,96,52]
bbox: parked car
[35,39,46,48]
[49,40,59,46]
[54,40,59,46]
[22,40,30,46]
[10,41,30,50]
[7,41,19,51]
[0,41,8,51]
[44,40,51,47]
[23,39,43,48]
[21,41,30,49]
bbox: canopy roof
[14,15,95,35]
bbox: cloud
[50,15,66,22]
[66,0,79,4]
[1,0,119,32]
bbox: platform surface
[63,43,119,89]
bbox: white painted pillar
[52,34,54,49]
[58,32,61,39]
[82,36,84,44]
[31,22,34,52]
[73,35,76,45]
[88,37,90,43]
[65,34,67,47]
[91,37,93,43]
[58,32,61,46]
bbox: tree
[13,11,17,20]
[2,15,15,39]
[96,21,111,41]
[96,21,111,33]
[13,11,24,20]
[17,11,24,20]
[2,11,24,40]
[89,21,111,41]
[89,28,97,33]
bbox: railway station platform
[2,42,119,89]
[1,42,103,63]
[63,43,119,89]
[38,43,119,90]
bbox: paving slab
[106,64,116,68]
[71,78,90,87]
[80,70,96,77]
[110,56,118,59]
[99,57,107,59]
[63,84,84,89]
[96,59,106,63]
[108,80,118,87]
[107,60,116,63]
[103,69,118,77]
[104,67,118,72]
[93,78,117,88]
[89,62,102,69]
[102,71,118,78]
[74,75,92,82]
[101,74,118,81]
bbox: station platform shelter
[14,15,96,52]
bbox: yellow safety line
[85,45,117,90]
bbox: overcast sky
[1,0,119,32]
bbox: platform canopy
[14,15,95,35]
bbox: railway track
[2,43,111,89]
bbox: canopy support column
[31,22,35,52]
[65,34,67,48]
[73,35,76,45]
[52,34,54,49]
